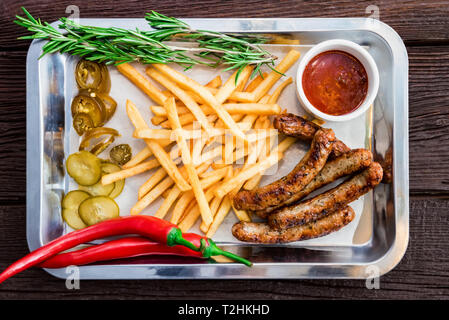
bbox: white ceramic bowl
[296,39,379,122]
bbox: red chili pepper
[39,235,205,268]
[0,216,251,284]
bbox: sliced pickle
[79,196,119,226]
[66,151,102,186]
[61,190,90,230]
[78,179,114,196]
[101,163,124,198]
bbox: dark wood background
[0,0,448,300]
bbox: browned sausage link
[273,113,350,158]
[268,162,383,230]
[273,113,320,140]
[232,206,355,243]
[233,128,336,211]
[253,148,373,218]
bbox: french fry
[205,75,222,88]
[199,166,229,179]
[178,187,216,232]
[161,186,172,198]
[206,195,233,237]
[204,87,254,103]
[214,152,283,198]
[268,77,293,104]
[152,63,247,141]
[133,128,172,140]
[251,50,301,102]
[178,165,229,230]
[134,128,202,140]
[101,158,160,185]
[154,186,181,219]
[199,166,233,232]
[171,191,195,224]
[268,34,300,45]
[232,203,251,222]
[274,137,297,153]
[154,160,211,219]
[164,97,213,227]
[214,65,253,104]
[244,119,276,190]
[150,105,190,117]
[191,131,208,166]
[240,137,295,191]
[126,99,191,191]
[151,116,167,126]
[131,176,174,215]
[195,144,223,166]
[211,255,235,263]
[235,68,252,92]
[116,63,167,105]
[151,103,280,116]
[138,167,167,200]
[171,169,225,225]
[179,197,199,222]
[202,52,299,103]
[146,68,213,134]
[147,140,189,191]
[122,140,173,169]
[122,147,152,169]
[244,72,268,92]
[222,103,281,115]
[160,114,217,129]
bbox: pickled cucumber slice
[61,190,90,230]
[66,151,102,186]
[78,196,119,226]
[101,163,125,198]
[78,179,114,196]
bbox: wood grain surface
[0,0,448,300]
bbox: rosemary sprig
[14,7,277,81]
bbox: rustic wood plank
[0,51,26,204]
[0,198,447,299]
[2,0,449,51]
[408,46,449,194]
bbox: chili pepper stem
[200,239,252,267]
[167,228,200,251]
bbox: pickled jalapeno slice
[110,144,132,166]
[71,94,106,127]
[73,113,94,136]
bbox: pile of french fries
[101,49,301,237]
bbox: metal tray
[26,17,409,279]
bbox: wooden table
[0,0,448,299]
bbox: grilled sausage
[253,148,373,218]
[233,128,336,211]
[268,162,383,230]
[273,113,350,158]
[232,206,355,243]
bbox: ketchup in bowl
[302,50,368,116]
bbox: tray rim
[26,17,409,279]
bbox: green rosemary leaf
[14,7,278,83]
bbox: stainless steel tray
[26,17,409,279]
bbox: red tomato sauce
[302,50,368,116]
